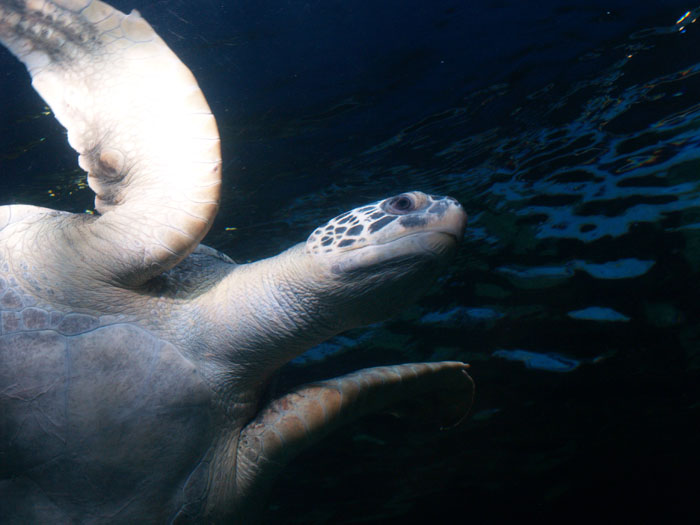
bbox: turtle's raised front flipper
[0,1,221,284]
[231,361,473,520]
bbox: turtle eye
[385,194,415,214]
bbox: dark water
[2,1,699,523]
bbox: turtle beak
[429,195,468,241]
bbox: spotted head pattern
[306,192,464,254]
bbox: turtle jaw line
[413,230,460,256]
[340,229,461,254]
[386,228,460,246]
[327,230,459,276]
[403,230,460,257]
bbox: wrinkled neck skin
[191,244,336,384]
[187,242,436,392]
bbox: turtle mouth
[347,229,461,256]
[329,230,460,275]
[333,229,460,255]
[411,230,460,256]
[378,228,461,250]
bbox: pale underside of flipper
[233,361,474,510]
[0,0,221,284]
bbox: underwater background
[1,0,698,522]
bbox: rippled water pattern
[273,6,700,522]
[2,1,699,523]
[279,5,700,366]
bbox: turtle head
[192,191,466,383]
[305,191,467,321]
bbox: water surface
[1,1,698,522]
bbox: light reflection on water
[282,5,700,377]
[2,2,700,522]
[266,10,700,258]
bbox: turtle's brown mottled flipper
[232,361,473,516]
[0,1,221,285]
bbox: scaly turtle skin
[0,1,474,522]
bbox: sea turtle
[0,1,473,522]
